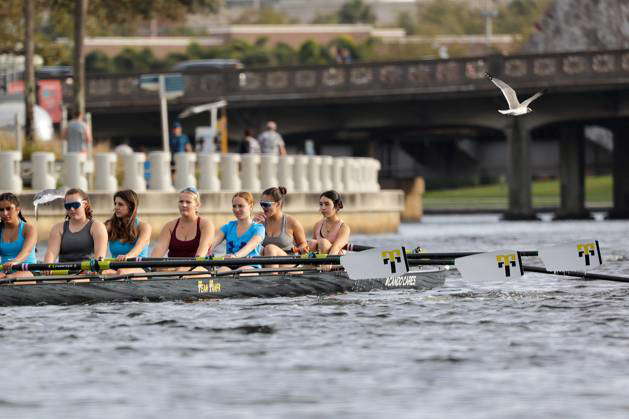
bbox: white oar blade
[455,250,523,284]
[341,247,410,280]
[539,240,602,272]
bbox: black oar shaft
[523,265,629,283]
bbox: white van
[0,99,54,141]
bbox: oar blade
[341,246,410,280]
[539,240,602,272]
[455,250,524,285]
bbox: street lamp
[178,99,228,153]
[480,0,499,46]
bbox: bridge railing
[65,49,629,107]
[0,151,381,194]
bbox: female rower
[44,188,108,263]
[256,186,308,255]
[208,191,265,272]
[103,189,151,275]
[308,190,350,256]
[150,187,214,271]
[0,193,37,279]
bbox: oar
[523,265,629,283]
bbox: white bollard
[240,154,261,192]
[122,152,147,192]
[353,158,366,192]
[198,153,221,191]
[367,158,381,192]
[148,151,174,191]
[342,157,356,192]
[277,155,294,191]
[260,154,278,190]
[62,152,88,190]
[31,152,57,191]
[220,153,241,191]
[174,152,197,190]
[319,156,333,192]
[198,153,220,191]
[307,156,322,192]
[93,152,118,192]
[0,151,23,192]
[292,155,309,193]
[331,157,345,193]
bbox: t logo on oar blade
[577,243,597,266]
[496,254,518,277]
[382,249,402,274]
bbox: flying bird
[33,188,65,221]
[485,72,546,116]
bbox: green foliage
[415,0,484,36]
[338,0,376,24]
[230,6,297,24]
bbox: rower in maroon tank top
[151,187,214,271]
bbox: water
[3,214,629,418]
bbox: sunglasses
[180,186,198,194]
[64,201,83,210]
[260,200,275,209]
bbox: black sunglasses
[260,200,275,209]
[64,201,82,210]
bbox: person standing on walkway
[62,111,92,153]
[258,121,286,155]
[239,128,261,154]
[169,122,192,154]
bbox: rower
[103,189,151,275]
[44,188,108,263]
[253,186,308,268]
[0,193,37,279]
[150,187,214,271]
[208,191,265,272]
[308,190,350,256]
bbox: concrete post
[93,152,118,192]
[555,124,591,220]
[260,154,279,190]
[174,152,197,190]
[320,156,333,191]
[31,152,57,190]
[148,151,174,191]
[308,156,322,192]
[608,125,629,219]
[292,155,309,192]
[62,152,88,191]
[503,118,537,220]
[278,155,294,191]
[220,153,241,191]
[122,152,147,192]
[198,153,220,192]
[342,157,356,192]
[0,151,23,193]
[368,158,381,192]
[241,153,261,192]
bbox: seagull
[485,72,546,116]
[33,188,65,221]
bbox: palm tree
[23,0,35,143]
[73,0,87,115]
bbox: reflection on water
[4,214,629,418]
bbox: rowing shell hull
[0,269,446,307]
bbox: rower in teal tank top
[0,221,37,263]
[108,218,149,258]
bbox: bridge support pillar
[503,118,537,220]
[555,124,592,220]
[608,125,629,219]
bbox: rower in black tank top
[59,220,94,262]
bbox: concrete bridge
[66,48,629,219]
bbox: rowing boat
[0,268,447,307]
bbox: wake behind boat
[0,267,447,307]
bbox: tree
[73,0,87,116]
[23,0,36,142]
[338,0,375,24]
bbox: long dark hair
[106,189,140,243]
[65,188,93,220]
[0,192,28,226]
[320,190,343,210]
[262,186,287,207]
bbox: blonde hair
[180,187,201,206]
[232,191,254,207]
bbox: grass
[424,175,612,208]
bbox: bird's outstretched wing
[521,89,546,107]
[33,189,65,206]
[485,72,520,110]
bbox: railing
[65,49,629,108]
[0,151,381,194]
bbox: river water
[2,214,629,418]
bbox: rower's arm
[289,216,308,252]
[329,224,350,255]
[208,230,225,255]
[195,218,214,257]
[126,221,152,258]
[12,223,38,263]
[234,234,263,258]
[150,221,173,257]
[92,221,109,259]
[44,223,62,263]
